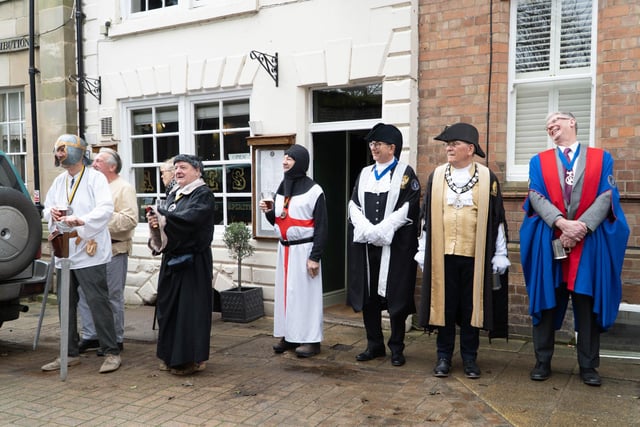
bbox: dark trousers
[57,264,119,357]
[362,244,407,355]
[532,285,600,368]
[436,255,479,362]
[362,296,407,355]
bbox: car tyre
[0,187,42,280]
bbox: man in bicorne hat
[415,122,509,379]
[348,123,421,367]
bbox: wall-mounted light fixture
[249,50,278,87]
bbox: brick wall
[417,0,640,340]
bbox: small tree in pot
[223,222,255,291]
[220,222,263,322]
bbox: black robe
[155,184,215,367]
[418,166,508,338]
[347,163,421,317]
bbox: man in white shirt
[41,134,121,374]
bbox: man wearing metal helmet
[348,123,421,367]
[42,134,121,374]
[416,123,510,379]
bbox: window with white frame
[131,0,178,14]
[0,89,27,184]
[127,95,251,226]
[508,0,594,181]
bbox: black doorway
[313,130,371,304]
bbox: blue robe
[520,148,628,331]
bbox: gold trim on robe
[429,162,490,328]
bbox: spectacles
[368,141,389,149]
[442,141,463,148]
[545,117,571,132]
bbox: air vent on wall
[101,117,113,136]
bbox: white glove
[413,232,426,272]
[491,254,510,275]
[369,202,411,246]
[349,200,374,243]
[491,223,509,274]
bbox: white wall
[81,0,418,313]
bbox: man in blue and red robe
[520,112,629,386]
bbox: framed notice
[247,134,295,238]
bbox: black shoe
[78,339,100,354]
[579,367,601,386]
[355,347,386,362]
[530,361,551,381]
[97,342,123,357]
[391,352,406,367]
[273,338,298,354]
[433,358,451,377]
[295,343,321,358]
[463,360,481,379]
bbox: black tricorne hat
[434,123,485,158]
[364,123,403,158]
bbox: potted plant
[219,222,264,322]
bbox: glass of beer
[261,191,275,210]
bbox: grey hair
[161,157,175,173]
[99,147,122,173]
[546,111,578,133]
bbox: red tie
[563,148,572,204]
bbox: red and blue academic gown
[520,147,629,331]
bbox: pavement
[0,301,638,427]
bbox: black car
[0,151,49,327]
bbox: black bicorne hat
[434,123,485,158]
[365,123,403,158]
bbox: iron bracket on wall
[250,50,278,87]
[68,75,101,104]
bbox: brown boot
[295,343,321,358]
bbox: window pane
[8,92,21,121]
[227,197,251,224]
[131,137,154,163]
[516,0,551,73]
[222,100,249,129]
[514,87,549,165]
[203,166,223,192]
[223,132,250,160]
[157,135,179,161]
[137,196,158,223]
[9,123,23,152]
[156,106,178,132]
[133,167,158,193]
[196,133,220,161]
[0,124,7,151]
[132,109,153,135]
[560,0,592,69]
[212,198,224,225]
[226,164,251,193]
[196,103,220,130]
[313,84,382,122]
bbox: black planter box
[219,287,264,323]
